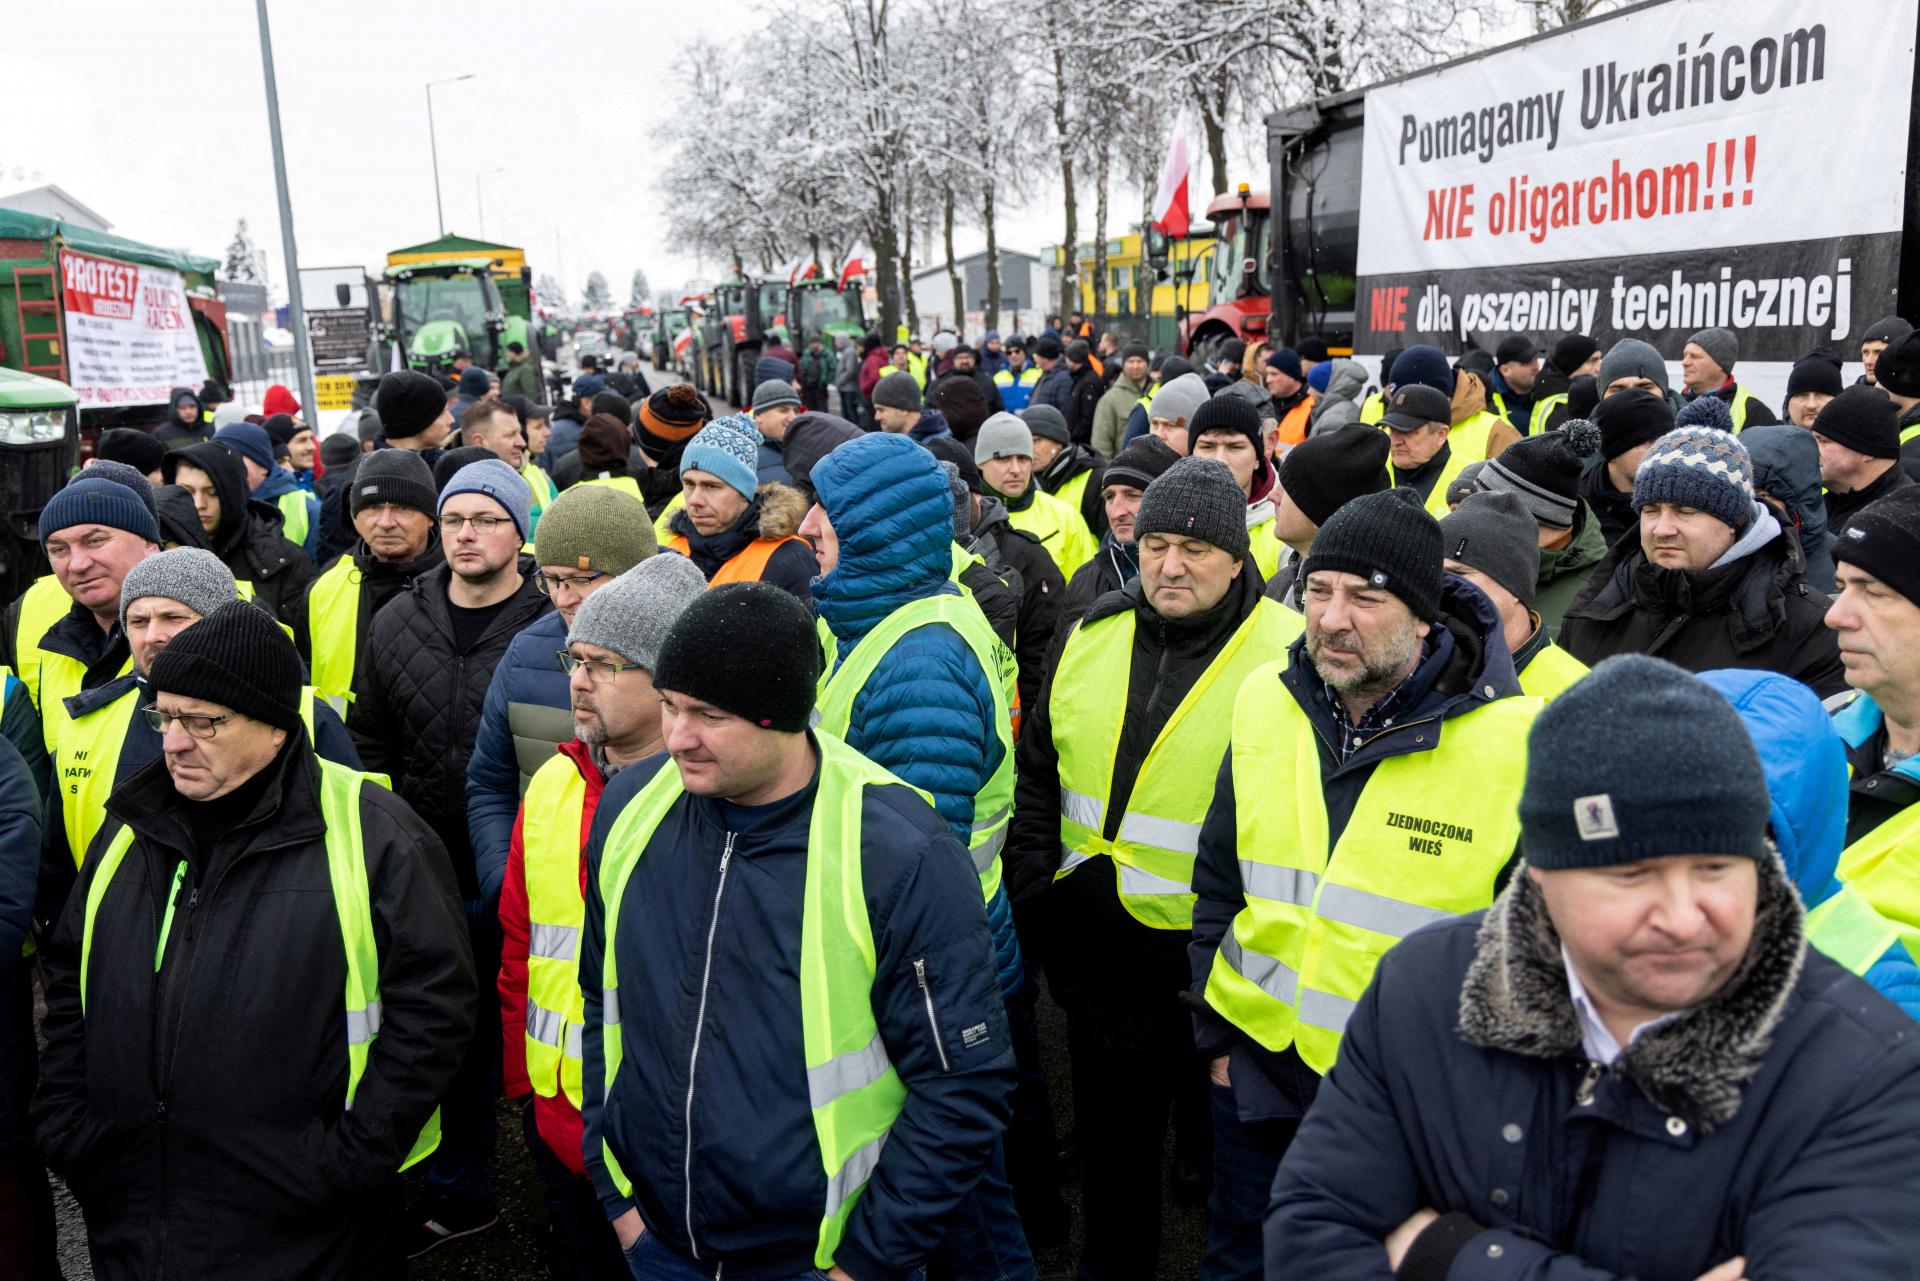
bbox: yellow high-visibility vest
[520,755,591,1110]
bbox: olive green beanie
[532,483,657,575]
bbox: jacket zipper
[913,958,951,1072]
[684,832,735,1262]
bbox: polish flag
[838,246,871,290]
[1151,108,1195,239]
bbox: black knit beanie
[652,582,820,733]
[1186,393,1263,456]
[1811,384,1900,460]
[1277,421,1390,528]
[351,448,439,517]
[374,371,449,440]
[1521,655,1768,869]
[1479,419,1600,529]
[1301,487,1444,621]
[149,599,305,732]
[1133,457,1250,560]
[1549,334,1600,378]
[1833,484,1920,605]
[1591,389,1674,462]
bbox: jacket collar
[1458,845,1805,1133]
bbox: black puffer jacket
[1060,535,1137,634]
[163,442,314,631]
[965,496,1064,717]
[1560,514,1846,698]
[33,739,474,1281]
[349,560,551,898]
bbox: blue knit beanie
[1307,360,1333,394]
[1522,655,1769,869]
[437,457,533,542]
[213,422,275,472]
[40,475,161,545]
[1632,426,1755,532]
[681,414,765,502]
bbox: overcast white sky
[3,0,1289,306]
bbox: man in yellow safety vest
[1824,486,1920,972]
[975,413,1098,578]
[579,582,1019,1280]
[2,467,159,745]
[1188,486,1541,1278]
[1008,457,1303,1279]
[1438,493,1590,700]
[32,600,474,1279]
[499,553,707,1279]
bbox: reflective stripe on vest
[307,557,362,715]
[1005,489,1097,577]
[522,755,592,1109]
[13,574,72,728]
[1204,666,1542,1072]
[1053,600,1303,929]
[596,737,911,1267]
[80,759,439,1170]
[1516,640,1589,701]
[1805,883,1906,977]
[665,531,807,586]
[1531,393,1567,435]
[276,490,311,549]
[815,593,1015,903]
[991,368,1041,389]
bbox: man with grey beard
[1184,486,1544,1280]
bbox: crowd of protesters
[2,309,1918,1281]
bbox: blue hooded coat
[812,434,1024,995]
[1702,668,1919,1018]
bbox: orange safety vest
[1278,393,1316,448]
[666,532,808,585]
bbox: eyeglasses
[557,651,646,684]
[142,707,235,739]
[534,569,607,596]
[437,513,514,535]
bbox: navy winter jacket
[466,611,573,906]
[812,434,1024,997]
[252,466,322,559]
[580,749,1015,1281]
[1267,855,1920,1280]
[0,732,40,968]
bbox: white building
[0,184,112,232]
[908,249,1052,340]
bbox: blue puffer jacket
[1702,668,1920,1019]
[812,434,1024,997]
[466,610,572,906]
[252,466,322,558]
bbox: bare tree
[1515,0,1623,33]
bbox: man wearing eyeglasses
[34,599,474,1280]
[351,458,551,1257]
[466,484,660,1000]
[498,553,707,1279]
[40,547,361,917]
[297,449,447,718]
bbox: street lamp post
[252,0,318,429]
[426,74,476,235]
[475,167,507,239]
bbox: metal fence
[229,345,300,408]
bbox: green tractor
[784,274,868,351]
[382,236,541,381]
[0,369,79,604]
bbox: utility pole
[426,74,475,236]
[252,0,318,426]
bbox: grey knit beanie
[1686,326,1738,375]
[1597,338,1671,395]
[1438,491,1541,610]
[1132,456,1250,560]
[873,370,922,412]
[751,379,803,413]
[975,413,1033,464]
[353,448,439,517]
[438,457,534,542]
[1521,654,1768,869]
[1631,426,1755,531]
[1445,459,1490,508]
[1149,372,1211,430]
[939,461,972,540]
[1019,404,1072,446]
[120,547,238,622]
[568,553,710,670]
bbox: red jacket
[498,739,606,1175]
[859,346,890,398]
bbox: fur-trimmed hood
[754,481,808,540]
[1457,848,1806,1133]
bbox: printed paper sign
[60,249,209,407]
